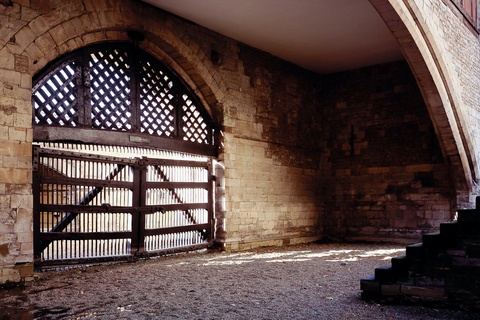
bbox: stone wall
[421,0,480,179]
[221,45,323,251]
[0,0,478,285]
[374,0,480,205]
[0,0,35,283]
[320,61,455,241]
[0,0,325,283]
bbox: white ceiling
[142,0,404,74]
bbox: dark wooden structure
[32,42,216,157]
[32,42,217,268]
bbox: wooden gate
[33,143,214,268]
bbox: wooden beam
[34,126,217,157]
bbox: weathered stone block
[14,262,33,278]
[401,286,445,299]
[0,168,28,184]
[34,32,56,54]
[381,284,401,296]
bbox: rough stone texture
[320,61,455,241]
[0,0,479,285]
[379,0,480,206]
[421,0,480,180]
[221,45,323,249]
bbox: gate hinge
[32,145,40,171]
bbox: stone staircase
[361,199,480,309]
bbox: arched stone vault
[369,0,478,206]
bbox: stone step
[451,257,480,268]
[459,239,480,248]
[457,222,480,239]
[406,242,425,273]
[440,221,457,235]
[406,242,423,259]
[360,275,380,296]
[375,265,395,284]
[466,244,480,258]
[423,232,441,250]
[457,209,480,223]
[400,285,445,300]
[391,254,408,278]
[440,222,458,248]
[445,248,466,257]
[361,197,480,306]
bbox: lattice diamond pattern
[181,95,209,144]
[33,61,78,126]
[33,44,214,147]
[139,60,176,137]
[90,48,132,131]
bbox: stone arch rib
[369,0,475,205]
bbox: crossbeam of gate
[33,145,214,268]
[38,164,126,252]
[151,164,208,240]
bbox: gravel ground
[1,242,479,320]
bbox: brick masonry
[320,61,455,241]
[0,0,479,284]
[374,0,480,206]
[221,45,323,250]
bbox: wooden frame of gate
[31,42,219,268]
[33,145,214,268]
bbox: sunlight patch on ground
[199,246,405,266]
[266,258,312,263]
[325,257,359,262]
[202,260,254,266]
[295,250,360,259]
[357,248,405,257]
[235,251,310,260]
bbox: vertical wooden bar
[139,160,147,255]
[81,49,93,127]
[174,87,181,139]
[133,159,147,257]
[131,163,141,257]
[207,159,214,242]
[74,54,85,127]
[33,146,42,266]
[130,45,139,131]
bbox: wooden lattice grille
[181,94,210,144]
[33,43,215,151]
[89,47,133,131]
[139,58,176,137]
[33,60,78,127]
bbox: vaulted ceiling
[141,0,404,74]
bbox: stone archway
[369,0,477,207]
[22,5,227,122]
[0,0,231,281]
[30,41,220,267]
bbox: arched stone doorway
[32,42,218,268]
